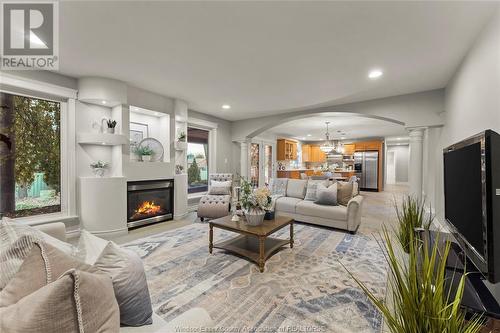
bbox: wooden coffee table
[209,215,294,272]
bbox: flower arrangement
[90,161,108,177]
[135,145,154,156]
[90,161,108,169]
[240,178,272,211]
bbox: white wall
[387,145,409,183]
[188,110,234,174]
[423,7,500,220]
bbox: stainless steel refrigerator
[354,151,379,191]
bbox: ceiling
[58,1,496,121]
[266,113,407,141]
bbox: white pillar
[408,128,425,199]
[240,141,249,179]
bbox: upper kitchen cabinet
[343,144,355,156]
[311,145,327,162]
[302,144,311,162]
[277,139,298,160]
[355,140,383,151]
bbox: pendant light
[320,122,335,153]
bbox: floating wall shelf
[78,133,128,146]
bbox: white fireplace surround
[0,74,189,237]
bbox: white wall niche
[128,105,170,163]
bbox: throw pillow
[0,220,77,291]
[0,269,120,333]
[315,183,338,205]
[269,178,288,196]
[337,181,354,206]
[208,180,231,195]
[77,229,110,265]
[95,242,153,327]
[0,241,99,307]
[304,180,329,201]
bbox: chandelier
[320,122,335,153]
[320,121,344,155]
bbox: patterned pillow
[208,180,231,195]
[269,178,288,196]
[304,180,329,201]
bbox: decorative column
[408,127,425,199]
[240,140,249,179]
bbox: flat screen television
[444,129,500,283]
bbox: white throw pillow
[77,229,110,265]
[208,180,231,195]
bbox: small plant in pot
[175,164,184,174]
[177,131,186,142]
[136,145,154,162]
[240,177,272,226]
[90,160,108,177]
[106,119,117,134]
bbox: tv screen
[444,142,484,259]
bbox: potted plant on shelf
[240,177,272,226]
[177,131,186,142]
[175,164,184,174]
[136,145,154,162]
[106,119,117,134]
[90,161,108,177]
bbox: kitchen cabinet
[277,139,297,160]
[355,140,382,151]
[343,144,355,156]
[302,144,311,162]
[311,145,326,163]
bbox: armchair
[197,174,233,221]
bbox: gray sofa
[273,179,364,233]
[34,223,213,333]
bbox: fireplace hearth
[127,179,174,228]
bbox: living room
[1,1,500,332]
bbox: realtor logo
[1,1,59,70]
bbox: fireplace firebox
[127,179,174,228]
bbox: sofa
[272,179,364,233]
[33,222,213,333]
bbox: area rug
[124,223,387,333]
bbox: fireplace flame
[132,201,162,219]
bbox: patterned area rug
[124,223,387,333]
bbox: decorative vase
[264,210,275,220]
[106,127,115,134]
[142,155,152,162]
[244,208,266,226]
[92,167,105,177]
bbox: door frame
[250,138,276,187]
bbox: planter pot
[141,155,152,162]
[92,168,105,177]
[264,210,275,220]
[106,128,115,134]
[244,208,266,226]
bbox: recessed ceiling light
[222,104,231,110]
[341,137,346,140]
[396,137,402,140]
[368,69,383,79]
[101,100,107,104]
[307,134,312,137]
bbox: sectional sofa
[273,179,364,233]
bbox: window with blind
[187,127,209,193]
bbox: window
[0,92,61,218]
[187,127,209,193]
